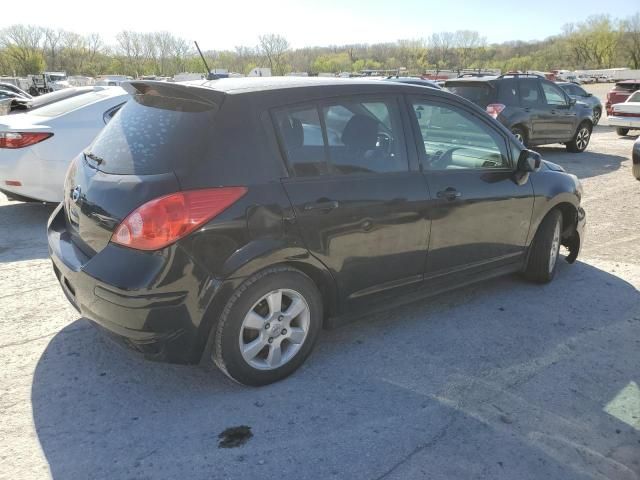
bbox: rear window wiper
[84,151,104,166]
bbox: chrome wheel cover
[239,289,310,370]
[549,220,561,274]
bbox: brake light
[111,187,247,251]
[0,132,53,149]
[486,104,506,119]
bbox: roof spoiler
[122,80,223,107]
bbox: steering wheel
[430,146,465,169]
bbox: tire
[524,210,563,284]
[592,108,601,126]
[616,127,629,136]
[566,122,591,152]
[511,126,528,147]
[210,266,322,386]
[633,161,640,181]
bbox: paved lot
[1,85,639,479]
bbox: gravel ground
[0,84,639,479]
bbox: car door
[517,78,547,141]
[540,80,576,140]
[407,95,534,277]
[274,96,431,306]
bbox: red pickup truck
[606,80,640,115]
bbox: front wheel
[566,122,591,152]
[210,266,322,386]
[616,127,629,136]
[592,108,601,126]
[511,126,528,147]
[523,210,563,284]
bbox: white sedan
[610,90,640,136]
[0,87,129,202]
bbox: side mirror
[517,149,542,172]
[585,93,593,97]
[568,98,577,106]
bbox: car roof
[182,76,397,94]
[445,76,499,83]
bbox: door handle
[436,188,462,201]
[303,200,339,212]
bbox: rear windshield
[88,94,217,175]
[446,83,494,107]
[30,91,111,117]
[615,82,640,92]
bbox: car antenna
[194,41,216,80]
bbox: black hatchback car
[446,74,594,152]
[48,78,585,385]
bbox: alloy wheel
[512,131,524,144]
[576,127,590,151]
[549,220,561,274]
[239,289,310,370]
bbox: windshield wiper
[84,151,104,165]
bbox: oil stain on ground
[218,425,253,448]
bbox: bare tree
[428,32,456,74]
[621,13,640,69]
[454,30,485,72]
[258,34,290,75]
[43,28,65,71]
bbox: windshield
[30,90,114,118]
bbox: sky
[2,0,638,50]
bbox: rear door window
[274,97,408,177]
[518,79,543,107]
[541,81,568,106]
[497,79,519,106]
[273,106,328,177]
[322,99,407,175]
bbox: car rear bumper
[608,116,640,129]
[47,203,220,364]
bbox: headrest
[341,114,378,150]
[280,117,304,149]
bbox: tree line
[0,13,638,78]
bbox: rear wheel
[592,108,601,126]
[210,266,322,386]
[511,126,528,147]
[566,122,591,152]
[616,127,629,136]
[524,210,563,284]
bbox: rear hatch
[63,82,222,256]
[445,80,496,108]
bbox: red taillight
[0,132,53,149]
[111,187,248,251]
[486,103,506,119]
